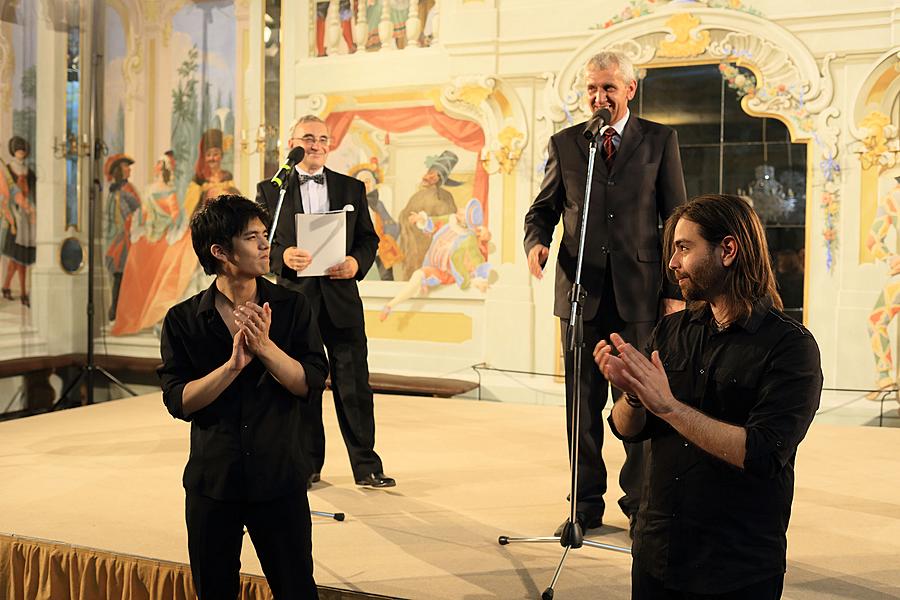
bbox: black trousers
[632,561,785,599]
[561,269,652,521]
[302,299,383,480]
[185,488,318,599]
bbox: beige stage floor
[1,393,899,599]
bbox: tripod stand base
[499,531,630,598]
[498,534,630,554]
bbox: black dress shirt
[158,277,328,502]
[609,297,822,594]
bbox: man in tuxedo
[524,51,687,535]
[256,115,395,489]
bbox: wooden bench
[0,355,479,410]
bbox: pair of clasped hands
[283,246,359,279]
[593,332,677,415]
[229,301,273,371]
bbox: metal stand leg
[311,509,345,522]
[498,135,631,598]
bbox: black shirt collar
[196,276,290,316]
[689,296,774,334]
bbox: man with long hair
[595,194,822,599]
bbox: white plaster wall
[22,0,898,404]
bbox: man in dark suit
[256,114,395,489]
[524,51,687,534]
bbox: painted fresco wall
[100,0,241,340]
[0,1,37,333]
[0,0,897,407]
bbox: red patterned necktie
[602,127,617,169]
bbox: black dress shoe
[306,472,321,489]
[355,472,396,488]
[554,513,602,536]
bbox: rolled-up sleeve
[157,310,193,422]
[743,330,822,478]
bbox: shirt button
[699,368,705,374]
[243,424,248,429]
[601,246,608,253]
[683,442,689,447]
[608,212,615,219]
[674,476,680,481]
[245,451,251,456]
[607,179,615,186]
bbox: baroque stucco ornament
[539,6,840,267]
[440,76,528,176]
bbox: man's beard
[678,255,725,302]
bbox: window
[638,64,807,321]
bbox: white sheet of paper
[295,210,346,277]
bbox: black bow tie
[298,173,325,185]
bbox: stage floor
[1,393,899,599]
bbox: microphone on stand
[270,146,306,189]
[267,146,306,244]
[582,108,612,141]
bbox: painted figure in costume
[315,0,357,56]
[366,0,437,51]
[395,150,461,280]
[380,198,491,320]
[104,153,141,322]
[111,151,198,336]
[132,151,180,244]
[349,158,402,280]
[865,175,900,410]
[0,136,36,307]
[183,128,241,219]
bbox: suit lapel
[612,116,644,175]
[574,123,609,178]
[289,169,305,215]
[325,168,343,212]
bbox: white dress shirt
[295,166,329,214]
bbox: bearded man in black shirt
[158,195,328,599]
[595,193,822,599]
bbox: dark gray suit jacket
[257,167,379,329]
[524,116,687,323]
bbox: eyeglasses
[292,135,331,146]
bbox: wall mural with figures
[0,1,37,316]
[852,50,900,405]
[320,104,495,321]
[313,0,439,56]
[102,0,240,337]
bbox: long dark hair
[663,193,782,322]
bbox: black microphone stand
[55,2,137,410]
[264,161,345,525]
[498,128,630,600]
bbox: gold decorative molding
[856,111,898,172]
[298,76,529,177]
[0,24,13,115]
[657,13,710,58]
[106,0,144,112]
[440,75,529,175]
[456,84,493,107]
[364,310,473,343]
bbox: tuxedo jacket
[524,116,687,323]
[257,167,379,329]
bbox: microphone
[582,108,612,141]
[270,146,306,188]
